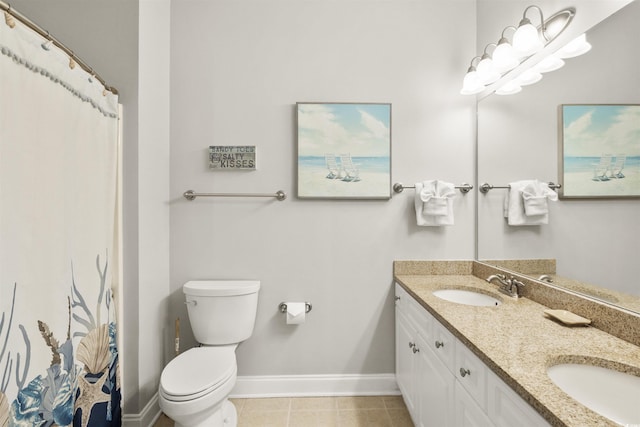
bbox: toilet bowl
[159,347,237,427]
[158,280,260,427]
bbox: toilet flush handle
[184,300,197,306]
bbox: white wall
[137,0,171,418]
[477,1,640,296]
[169,0,477,382]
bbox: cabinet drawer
[431,318,456,372]
[407,297,432,339]
[455,341,488,411]
[395,283,409,312]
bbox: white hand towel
[504,180,548,225]
[415,180,455,226]
[522,181,558,216]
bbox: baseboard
[122,393,161,427]
[122,374,399,426]
[230,373,400,398]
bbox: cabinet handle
[459,367,471,377]
[409,342,415,349]
[412,346,420,354]
[435,340,444,349]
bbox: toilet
[159,280,260,427]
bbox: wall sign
[209,146,256,170]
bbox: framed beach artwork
[559,104,640,198]
[296,102,391,199]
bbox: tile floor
[153,395,414,427]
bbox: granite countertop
[394,273,640,427]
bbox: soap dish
[544,309,591,326]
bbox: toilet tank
[183,280,260,345]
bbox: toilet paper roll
[285,302,306,325]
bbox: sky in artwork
[297,103,391,157]
[562,105,640,157]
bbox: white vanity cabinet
[395,284,455,426]
[394,283,550,427]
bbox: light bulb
[476,54,500,85]
[492,39,519,72]
[556,34,591,59]
[495,80,522,95]
[460,69,485,95]
[534,55,565,73]
[516,69,542,86]
[513,18,543,56]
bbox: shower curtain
[0,10,121,427]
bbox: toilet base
[173,399,237,427]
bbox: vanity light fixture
[461,5,591,96]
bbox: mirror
[477,0,640,314]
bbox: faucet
[538,274,554,283]
[486,274,526,298]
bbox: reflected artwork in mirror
[476,0,640,315]
[559,104,640,198]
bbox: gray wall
[169,0,477,377]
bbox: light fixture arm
[521,5,549,41]
[466,56,482,72]
[483,43,497,56]
[498,26,517,44]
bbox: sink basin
[547,363,640,425]
[432,289,501,307]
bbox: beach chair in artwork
[325,153,342,179]
[608,154,626,179]
[340,153,360,182]
[592,153,612,181]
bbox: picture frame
[296,102,392,199]
[558,104,640,198]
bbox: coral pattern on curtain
[0,10,121,427]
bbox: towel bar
[393,182,473,194]
[183,190,286,201]
[479,182,561,194]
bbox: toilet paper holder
[278,302,312,314]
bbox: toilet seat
[160,347,236,402]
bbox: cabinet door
[454,381,493,427]
[415,334,455,427]
[455,341,488,411]
[395,310,416,416]
[487,370,550,427]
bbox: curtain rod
[1,1,118,95]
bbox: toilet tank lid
[183,280,260,296]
